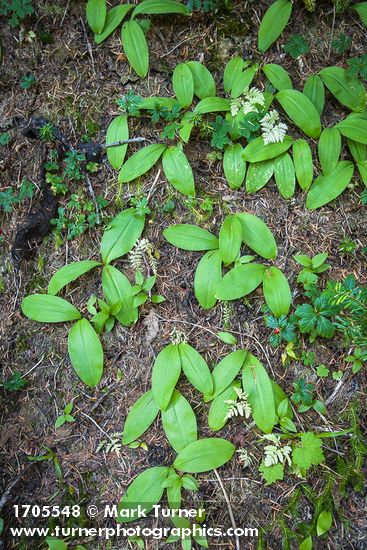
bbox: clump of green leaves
[294,252,330,286]
[1,371,27,392]
[265,315,296,346]
[0,132,11,145]
[40,122,55,142]
[55,402,75,429]
[186,0,220,12]
[0,0,34,27]
[291,378,325,413]
[283,34,309,58]
[0,179,36,213]
[338,238,357,255]
[20,73,36,89]
[117,91,143,116]
[331,33,351,54]
[347,55,367,81]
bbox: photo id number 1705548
[13,505,81,518]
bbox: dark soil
[1,1,366,549]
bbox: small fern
[262,434,292,467]
[96,433,123,455]
[236,448,253,468]
[224,387,252,421]
[129,238,158,275]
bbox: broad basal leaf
[335,117,367,145]
[292,139,313,191]
[318,127,341,175]
[101,208,145,264]
[273,152,295,199]
[152,344,181,410]
[242,136,293,163]
[162,390,197,452]
[230,66,257,98]
[117,467,169,522]
[68,318,103,387]
[223,56,249,94]
[122,390,159,445]
[22,295,81,323]
[319,67,367,112]
[353,2,367,27]
[276,89,321,139]
[163,224,218,251]
[194,249,222,310]
[131,0,190,17]
[242,353,276,433]
[219,214,242,265]
[347,139,366,163]
[94,5,132,44]
[205,350,247,401]
[102,265,138,326]
[258,0,293,53]
[223,143,246,189]
[263,63,292,91]
[215,263,265,301]
[162,146,195,196]
[186,61,216,99]
[208,382,241,431]
[306,161,354,210]
[106,115,129,170]
[121,20,149,78]
[48,260,101,295]
[173,438,235,473]
[118,144,166,183]
[303,74,325,115]
[178,343,213,396]
[235,212,277,260]
[245,159,274,193]
[172,63,194,108]
[195,97,230,114]
[262,266,291,317]
[86,0,106,34]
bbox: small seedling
[20,73,37,89]
[55,402,76,429]
[294,252,330,286]
[283,34,309,58]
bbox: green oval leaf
[273,152,295,199]
[122,390,159,445]
[118,144,166,183]
[206,349,247,402]
[121,20,149,78]
[335,117,367,145]
[131,0,190,18]
[102,265,138,326]
[319,67,367,112]
[230,66,257,98]
[276,90,321,138]
[208,382,241,431]
[178,343,213,396]
[347,138,366,162]
[263,63,292,91]
[215,263,265,301]
[94,5,132,44]
[223,56,249,94]
[223,143,246,189]
[152,344,181,410]
[306,161,354,209]
[217,331,237,345]
[86,0,106,34]
[173,438,235,473]
[162,390,197,452]
[318,127,341,175]
[162,146,195,196]
[163,224,219,251]
[48,261,101,296]
[172,63,194,108]
[118,467,169,522]
[353,2,367,26]
[293,139,313,191]
[242,353,276,433]
[317,510,332,536]
[262,266,291,317]
[245,159,274,193]
[106,115,129,170]
[101,208,145,264]
[68,318,103,387]
[235,212,277,260]
[219,214,242,265]
[303,74,325,115]
[22,295,81,323]
[242,136,293,163]
[258,0,293,53]
[186,61,216,99]
[194,249,222,310]
[195,97,230,114]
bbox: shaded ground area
[1,1,367,548]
